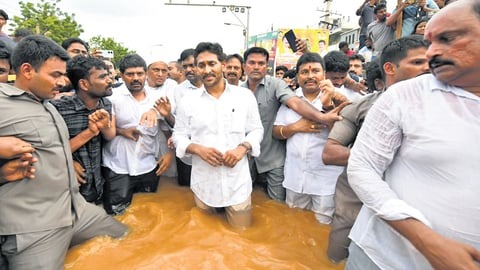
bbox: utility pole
[164,1,251,50]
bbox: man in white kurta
[173,42,263,228]
[346,2,480,268]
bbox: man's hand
[190,144,223,167]
[389,218,480,270]
[87,118,100,137]
[419,233,480,270]
[156,151,174,176]
[293,117,325,134]
[223,146,247,168]
[89,109,111,131]
[319,79,335,107]
[139,109,158,128]
[154,97,172,118]
[0,137,35,159]
[118,127,141,141]
[73,161,86,185]
[296,38,309,53]
[0,153,37,181]
[321,102,350,130]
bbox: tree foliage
[11,0,83,44]
[89,36,136,65]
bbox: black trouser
[102,166,159,215]
[175,157,191,186]
[0,236,7,270]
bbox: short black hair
[295,52,325,72]
[11,35,69,73]
[283,69,296,79]
[226,53,244,65]
[61,37,89,51]
[323,51,350,73]
[118,54,146,73]
[13,28,33,38]
[67,56,108,91]
[374,3,387,14]
[179,48,195,62]
[276,65,288,74]
[243,47,269,63]
[194,42,226,64]
[339,41,349,50]
[0,9,8,20]
[365,61,383,91]
[349,54,365,63]
[380,36,428,78]
[0,40,12,67]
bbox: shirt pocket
[12,120,44,148]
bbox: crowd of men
[0,0,479,269]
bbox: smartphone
[98,50,114,59]
[284,29,297,52]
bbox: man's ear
[19,63,35,80]
[383,62,396,76]
[78,78,90,92]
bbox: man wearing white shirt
[272,52,346,224]
[172,48,204,186]
[173,42,263,228]
[102,54,163,215]
[145,59,177,178]
[346,1,480,269]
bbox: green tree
[10,0,83,44]
[89,36,136,65]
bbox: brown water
[65,177,345,270]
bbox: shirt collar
[0,83,42,102]
[295,87,322,103]
[428,74,480,102]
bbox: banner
[248,31,279,75]
[275,28,330,70]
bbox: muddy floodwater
[65,177,345,270]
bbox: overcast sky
[0,0,394,62]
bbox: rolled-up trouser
[194,195,252,229]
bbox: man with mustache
[171,48,204,187]
[322,36,430,263]
[272,52,346,224]
[345,1,480,269]
[367,3,395,59]
[173,42,263,228]
[50,56,116,204]
[223,53,244,86]
[145,59,177,178]
[102,54,162,215]
[167,60,186,85]
[241,46,346,202]
[0,35,127,270]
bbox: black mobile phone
[284,29,297,52]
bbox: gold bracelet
[280,126,287,139]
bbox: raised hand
[89,109,111,130]
[154,96,172,118]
